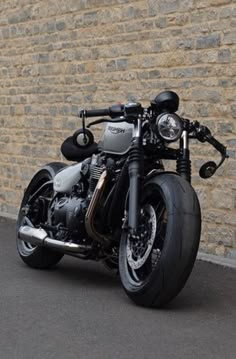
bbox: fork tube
[177,130,192,183]
[128,118,143,234]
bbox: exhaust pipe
[18,225,91,253]
[85,170,110,246]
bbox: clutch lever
[87,117,126,128]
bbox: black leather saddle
[61,136,98,162]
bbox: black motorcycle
[16,91,228,307]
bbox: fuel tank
[98,122,134,155]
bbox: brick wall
[0,0,235,258]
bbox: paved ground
[0,216,236,359]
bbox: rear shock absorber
[177,130,192,183]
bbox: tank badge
[108,126,125,134]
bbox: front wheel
[119,173,201,308]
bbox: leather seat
[61,136,98,162]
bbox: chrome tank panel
[98,122,133,155]
[53,163,82,193]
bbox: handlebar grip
[80,104,125,119]
[80,108,110,118]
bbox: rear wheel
[119,173,201,308]
[16,162,66,269]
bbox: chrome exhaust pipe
[19,226,47,246]
[18,225,91,253]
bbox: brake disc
[126,205,157,270]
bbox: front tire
[16,162,66,269]
[119,173,201,308]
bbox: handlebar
[80,102,144,120]
[82,108,110,118]
[80,107,228,158]
[192,121,227,157]
[80,104,125,119]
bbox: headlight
[156,113,183,142]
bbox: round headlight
[156,113,183,142]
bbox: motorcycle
[16,91,228,307]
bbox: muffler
[18,225,91,253]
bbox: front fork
[127,119,143,235]
[177,130,192,183]
[127,123,191,234]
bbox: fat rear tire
[16,162,66,269]
[119,173,201,308]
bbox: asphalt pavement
[0,216,236,359]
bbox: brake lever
[205,133,228,158]
[191,121,229,178]
[192,122,228,156]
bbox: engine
[53,196,88,233]
[51,154,110,240]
